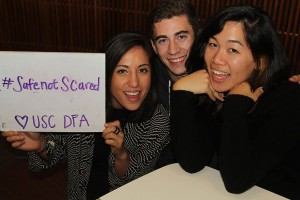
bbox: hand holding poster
[0,51,105,132]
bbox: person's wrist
[115,149,128,161]
[36,146,47,154]
[36,136,46,154]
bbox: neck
[168,70,188,82]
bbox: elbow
[173,150,211,173]
[177,158,206,173]
[180,163,205,174]
[223,183,249,194]
[221,173,253,194]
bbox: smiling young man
[147,0,200,169]
[148,0,200,110]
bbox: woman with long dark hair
[3,32,170,199]
[171,5,300,199]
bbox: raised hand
[2,131,45,152]
[289,75,300,84]
[228,82,264,102]
[173,69,224,101]
[102,120,127,159]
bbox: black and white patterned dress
[108,104,170,190]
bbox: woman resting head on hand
[172,5,300,199]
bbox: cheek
[181,40,193,50]
[110,76,123,93]
[142,76,151,90]
[155,44,167,55]
[231,60,256,81]
[204,51,212,66]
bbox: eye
[177,34,187,40]
[139,66,150,73]
[229,48,239,54]
[157,38,167,44]
[116,69,127,74]
[207,42,217,48]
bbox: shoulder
[257,81,300,113]
[267,81,300,101]
[151,104,169,120]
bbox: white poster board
[0,51,105,132]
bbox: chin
[212,83,229,93]
[171,68,187,76]
[125,105,141,111]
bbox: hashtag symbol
[2,77,14,89]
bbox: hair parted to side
[105,32,158,122]
[148,0,199,40]
[187,5,289,92]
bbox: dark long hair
[105,32,158,122]
[187,5,290,92]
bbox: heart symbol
[15,115,29,129]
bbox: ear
[150,40,157,54]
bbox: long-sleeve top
[108,104,170,190]
[28,133,110,200]
[171,81,300,199]
[171,91,219,173]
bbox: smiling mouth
[212,69,229,76]
[168,56,186,63]
[124,91,140,96]
[211,69,230,82]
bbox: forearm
[28,133,66,171]
[171,90,216,173]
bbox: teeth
[169,57,185,63]
[125,92,139,96]
[212,69,229,76]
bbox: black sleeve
[219,90,300,194]
[170,90,217,173]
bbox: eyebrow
[116,65,129,68]
[116,64,150,68]
[211,36,244,47]
[154,30,190,42]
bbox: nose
[128,72,139,88]
[212,49,226,65]
[168,40,181,55]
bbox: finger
[105,120,121,128]
[102,125,118,136]
[103,132,118,140]
[214,92,224,101]
[254,87,264,98]
[104,138,118,147]
[2,131,19,137]
[289,75,300,84]
[11,141,25,148]
[113,126,121,134]
[6,135,25,143]
[206,85,217,101]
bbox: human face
[151,15,194,81]
[111,46,151,111]
[204,21,256,92]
